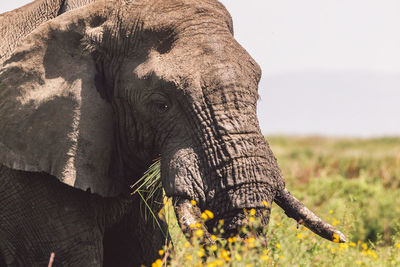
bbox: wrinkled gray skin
[0,0,345,266]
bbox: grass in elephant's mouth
[130,159,165,235]
[144,137,400,266]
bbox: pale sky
[220,0,400,75]
[2,0,400,136]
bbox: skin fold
[0,0,345,266]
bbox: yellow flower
[396,243,400,248]
[211,235,217,241]
[357,240,361,245]
[187,255,193,261]
[232,236,237,242]
[350,242,356,247]
[206,262,216,267]
[189,222,202,229]
[331,248,335,253]
[197,249,205,257]
[210,245,217,251]
[367,249,378,259]
[158,249,164,256]
[215,259,224,266]
[297,233,303,239]
[329,210,333,214]
[220,250,230,261]
[195,229,204,237]
[262,200,269,207]
[245,264,253,267]
[219,219,224,225]
[190,200,197,206]
[201,213,208,220]
[276,222,281,227]
[355,260,362,265]
[339,243,349,250]
[263,249,269,254]
[260,255,268,261]
[205,210,214,219]
[276,243,281,249]
[152,259,162,267]
[249,209,256,216]
[235,254,242,261]
[279,255,284,259]
[332,218,340,226]
[362,243,368,250]
[228,237,233,243]
[184,242,190,248]
[248,237,255,243]
[333,233,340,243]
[249,217,255,223]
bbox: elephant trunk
[274,188,346,243]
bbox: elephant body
[0,164,143,266]
[0,0,345,266]
[0,166,106,266]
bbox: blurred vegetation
[268,136,400,245]
[148,136,400,266]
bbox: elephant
[0,0,346,266]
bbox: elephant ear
[0,8,117,196]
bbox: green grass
[143,137,400,266]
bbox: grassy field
[151,137,400,267]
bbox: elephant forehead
[132,47,259,94]
[141,0,233,34]
[120,0,260,89]
[133,50,199,85]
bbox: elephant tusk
[274,188,346,243]
[173,198,215,245]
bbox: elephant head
[0,0,345,252]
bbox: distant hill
[257,71,400,137]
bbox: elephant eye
[150,93,170,114]
[154,101,169,113]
